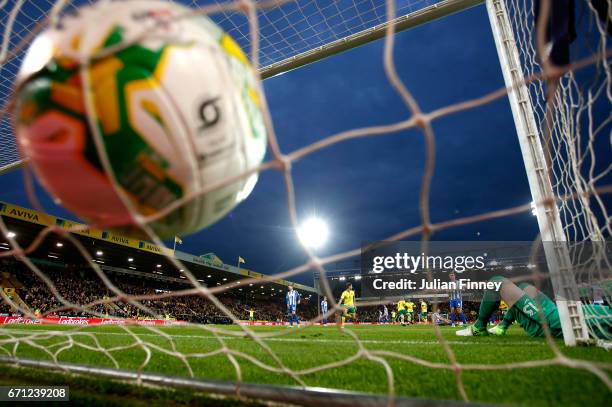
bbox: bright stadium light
[6,231,16,238]
[56,242,63,247]
[96,250,103,256]
[128,258,133,262]
[297,217,329,249]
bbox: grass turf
[0,323,610,406]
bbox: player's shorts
[449,299,462,309]
[249,316,254,321]
[288,304,296,314]
[343,305,356,314]
[511,292,562,338]
[397,309,407,316]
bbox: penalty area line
[0,329,546,346]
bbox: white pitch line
[0,328,546,346]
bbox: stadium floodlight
[297,217,329,249]
[128,258,133,262]
[156,264,161,268]
[223,278,227,281]
[129,267,136,270]
[48,254,58,259]
[6,231,16,238]
[354,276,362,280]
[207,275,211,278]
[339,276,346,281]
[56,242,63,247]
[96,251,103,256]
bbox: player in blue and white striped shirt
[320,296,328,325]
[449,272,467,327]
[285,284,301,327]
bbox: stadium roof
[0,201,317,296]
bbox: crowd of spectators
[0,259,316,323]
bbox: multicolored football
[14,0,267,239]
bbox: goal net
[499,0,611,344]
[0,0,610,405]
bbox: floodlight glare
[297,217,329,249]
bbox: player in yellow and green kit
[248,308,255,322]
[391,310,397,323]
[338,283,357,326]
[405,299,415,324]
[420,300,428,323]
[396,299,407,325]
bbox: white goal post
[485,0,590,346]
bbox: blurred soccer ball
[14,0,267,239]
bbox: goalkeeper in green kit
[457,276,611,339]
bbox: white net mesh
[0,0,445,170]
[0,0,611,405]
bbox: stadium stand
[0,258,317,323]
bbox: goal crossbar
[260,0,485,79]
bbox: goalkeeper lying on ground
[457,276,611,339]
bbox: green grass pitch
[0,324,610,406]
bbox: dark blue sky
[3,2,606,286]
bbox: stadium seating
[0,259,317,323]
